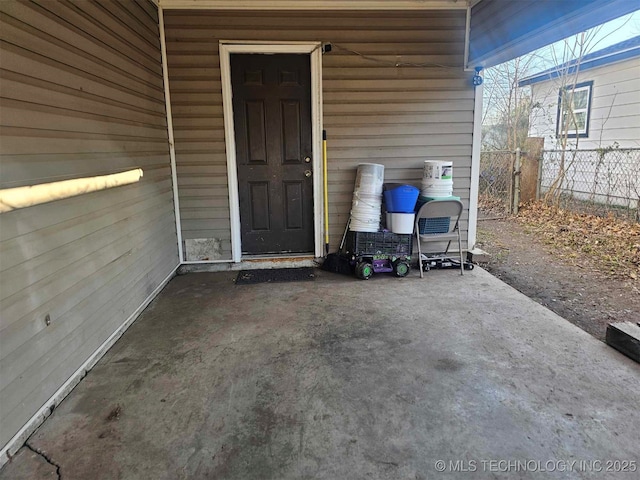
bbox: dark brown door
[231,54,314,255]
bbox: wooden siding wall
[164,10,474,255]
[0,0,177,448]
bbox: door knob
[304,170,312,178]
[304,156,311,163]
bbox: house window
[557,81,593,138]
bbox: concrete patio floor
[2,267,639,480]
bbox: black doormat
[235,267,315,285]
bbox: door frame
[220,41,324,262]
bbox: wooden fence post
[512,148,521,214]
[520,137,544,204]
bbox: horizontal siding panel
[0,44,166,113]
[0,73,167,126]
[0,207,175,369]
[323,78,470,91]
[167,40,465,56]
[0,0,178,449]
[329,134,473,147]
[0,15,164,101]
[324,90,475,102]
[173,129,225,141]
[0,187,174,331]
[172,152,228,164]
[32,0,162,69]
[324,100,474,113]
[325,114,472,126]
[100,0,160,46]
[0,178,172,265]
[322,67,466,80]
[0,102,167,140]
[327,145,471,159]
[179,196,230,209]
[166,9,473,253]
[2,1,161,77]
[163,11,465,28]
[0,165,171,229]
[165,28,464,43]
[180,219,232,231]
[590,103,640,119]
[0,128,169,155]
[0,192,174,304]
[0,241,177,443]
[177,165,228,175]
[326,123,472,136]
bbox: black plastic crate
[345,231,413,257]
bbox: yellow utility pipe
[323,130,329,255]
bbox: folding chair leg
[416,231,424,279]
[457,231,464,275]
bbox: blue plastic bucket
[383,185,419,213]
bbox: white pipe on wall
[0,169,143,213]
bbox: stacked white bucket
[350,163,384,232]
[422,160,453,198]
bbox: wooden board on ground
[606,322,640,363]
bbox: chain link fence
[541,148,640,221]
[479,150,513,215]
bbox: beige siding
[162,1,462,10]
[0,0,177,449]
[528,58,640,150]
[165,10,474,255]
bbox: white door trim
[219,42,324,262]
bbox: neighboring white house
[520,35,640,150]
[518,36,640,210]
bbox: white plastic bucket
[422,161,453,197]
[349,215,380,232]
[390,213,415,234]
[421,185,454,198]
[350,163,384,232]
[423,161,453,181]
[355,163,384,194]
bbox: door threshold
[242,254,314,261]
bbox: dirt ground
[476,216,640,341]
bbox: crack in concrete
[25,442,61,480]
